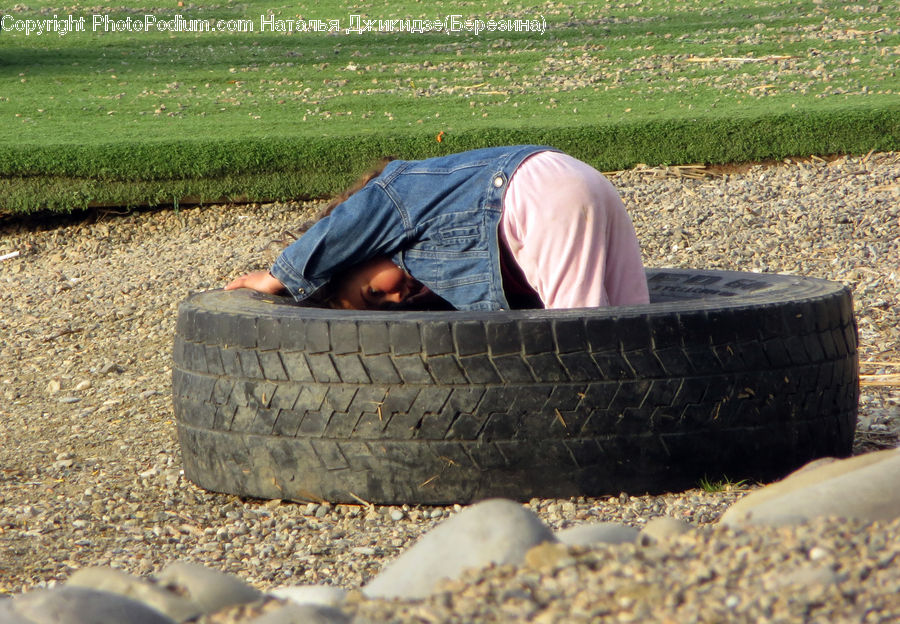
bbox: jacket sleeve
[270,184,408,301]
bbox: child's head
[331,256,431,310]
[293,157,449,310]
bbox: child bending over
[226,145,649,311]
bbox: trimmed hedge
[3,104,898,213]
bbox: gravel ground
[347,516,900,624]
[1,152,899,617]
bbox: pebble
[250,604,350,624]
[351,547,376,556]
[0,154,898,622]
[98,362,124,375]
[156,561,263,614]
[268,585,348,608]
[555,522,639,546]
[640,516,692,544]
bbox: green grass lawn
[1,0,898,212]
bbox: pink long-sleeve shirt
[501,151,650,309]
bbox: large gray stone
[156,560,262,615]
[1,586,175,624]
[66,567,201,622]
[268,585,347,608]
[721,448,900,526]
[362,498,556,600]
[249,604,350,624]
[0,597,31,624]
[555,522,639,546]
[639,516,692,544]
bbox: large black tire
[172,269,858,504]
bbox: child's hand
[224,270,286,295]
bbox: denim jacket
[271,145,555,311]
